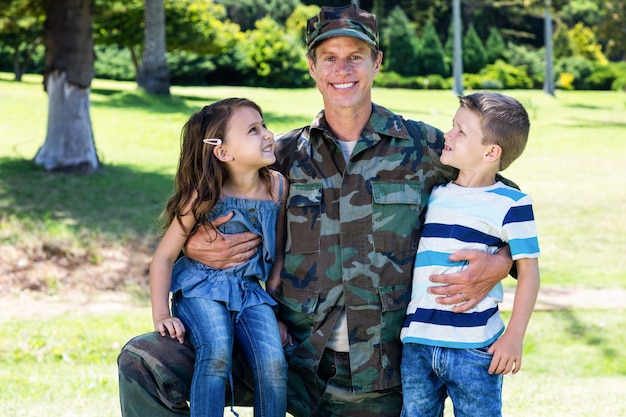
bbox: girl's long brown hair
[161,98,273,238]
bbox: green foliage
[479,60,533,89]
[503,43,545,88]
[218,0,302,31]
[285,4,320,43]
[568,22,608,64]
[553,23,574,59]
[0,0,45,79]
[236,16,311,88]
[167,50,216,85]
[418,19,447,77]
[555,55,594,90]
[584,62,625,91]
[381,6,420,76]
[462,23,487,74]
[485,26,506,64]
[94,45,135,81]
[594,0,626,61]
[374,71,425,89]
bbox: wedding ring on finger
[460,293,466,302]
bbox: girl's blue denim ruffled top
[171,190,281,312]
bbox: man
[118,5,513,417]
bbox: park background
[1,1,625,416]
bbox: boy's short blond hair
[459,92,530,171]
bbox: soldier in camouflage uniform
[118,5,514,417]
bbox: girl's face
[222,106,275,168]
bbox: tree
[137,0,170,94]
[237,16,310,88]
[217,0,301,30]
[593,0,626,61]
[552,22,573,59]
[568,21,607,64]
[34,0,100,173]
[381,6,420,76]
[463,23,487,74]
[418,19,447,77]
[485,26,506,64]
[93,0,240,83]
[0,0,44,81]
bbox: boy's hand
[487,331,523,375]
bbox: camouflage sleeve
[117,332,255,417]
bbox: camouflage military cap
[306,4,378,50]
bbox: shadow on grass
[561,118,626,129]
[550,309,621,369]
[0,156,174,240]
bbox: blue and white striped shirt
[400,181,540,348]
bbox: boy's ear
[213,145,233,162]
[484,144,502,162]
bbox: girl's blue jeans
[172,295,287,417]
[401,343,503,417]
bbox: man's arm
[428,246,513,313]
[184,212,262,268]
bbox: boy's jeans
[401,343,503,417]
[173,296,287,417]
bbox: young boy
[400,92,541,417]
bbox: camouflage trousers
[117,332,402,417]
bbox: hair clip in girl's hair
[203,138,222,145]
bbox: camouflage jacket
[272,103,455,393]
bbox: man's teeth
[334,82,354,89]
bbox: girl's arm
[487,257,540,374]
[149,198,197,344]
[267,174,292,346]
[267,173,288,295]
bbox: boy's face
[441,106,491,171]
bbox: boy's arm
[487,257,540,374]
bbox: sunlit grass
[1,73,625,416]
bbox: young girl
[149,98,288,417]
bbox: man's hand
[277,320,293,347]
[428,247,513,313]
[184,212,262,269]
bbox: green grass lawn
[1,73,625,416]
[0,307,624,417]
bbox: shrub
[479,60,533,89]
[555,56,594,89]
[94,45,135,81]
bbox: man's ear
[484,144,502,162]
[213,145,233,162]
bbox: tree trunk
[36,0,100,173]
[137,0,170,95]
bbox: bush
[584,62,626,91]
[375,71,423,89]
[479,60,533,89]
[168,51,216,86]
[94,45,135,81]
[555,56,594,89]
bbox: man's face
[308,36,382,112]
